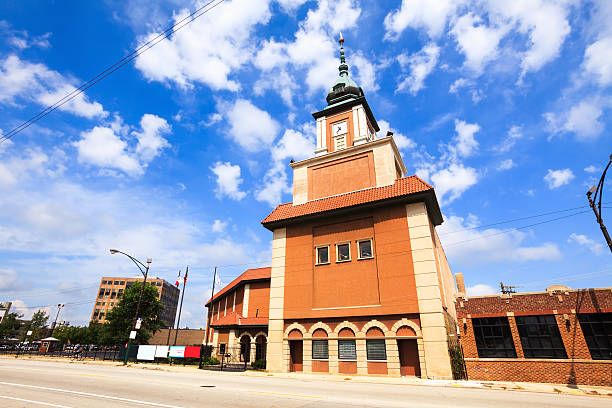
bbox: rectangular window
[219,344,226,355]
[101,280,107,285]
[118,289,123,296]
[114,280,119,285]
[338,339,357,360]
[105,289,111,296]
[516,315,567,359]
[366,339,387,360]
[316,246,329,265]
[98,289,105,298]
[334,135,346,150]
[472,317,517,358]
[312,340,329,360]
[578,313,612,360]
[336,243,351,262]
[120,281,125,285]
[358,239,373,259]
[110,291,116,299]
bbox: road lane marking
[0,382,183,408]
[248,390,321,399]
[0,395,72,407]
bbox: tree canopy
[0,312,23,340]
[21,310,49,342]
[105,281,164,345]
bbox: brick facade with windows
[456,286,612,386]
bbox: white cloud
[0,147,65,189]
[430,163,479,205]
[74,114,171,176]
[0,55,106,118]
[467,284,497,296]
[497,159,515,171]
[397,43,440,94]
[544,99,605,141]
[452,119,480,158]
[220,99,279,152]
[378,120,416,151]
[584,165,598,173]
[544,168,574,189]
[256,124,315,206]
[211,161,247,200]
[568,233,604,255]
[449,78,470,94]
[438,214,562,266]
[134,0,273,90]
[212,219,228,233]
[384,0,460,40]
[494,125,523,153]
[582,37,612,87]
[0,269,18,290]
[450,13,506,74]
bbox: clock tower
[290,34,407,205]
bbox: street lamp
[51,304,65,334]
[586,154,612,253]
[109,249,152,365]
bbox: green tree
[0,313,23,341]
[105,282,164,345]
[53,325,90,345]
[21,310,49,342]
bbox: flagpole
[204,266,217,346]
[173,266,188,346]
[166,269,181,346]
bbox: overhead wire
[0,0,226,144]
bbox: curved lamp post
[109,249,151,365]
[586,154,612,253]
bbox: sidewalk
[3,354,611,398]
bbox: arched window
[338,328,356,360]
[312,329,328,360]
[366,327,386,361]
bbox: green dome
[326,38,363,106]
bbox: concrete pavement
[0,358,609,407]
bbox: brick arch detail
[253,331,267,341]
[362,320,390,336]
[332,321,361,336]
[308,322,333,338]
[238,332,254,341]
[390,318,422,337]
[284,322,307,337]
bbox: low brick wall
[465,358,612,386]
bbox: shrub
[251,359,266,370]
[203,356,220,366]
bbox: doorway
[398,339,421,377]
[289,340,303,372]
[240,336,251,363]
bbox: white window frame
[315,245,330,265]
[335,242,351,263]
[357,238,374,260]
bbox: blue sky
[0,0,611,328]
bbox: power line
[0,0,226,144]
[516,266,612,289]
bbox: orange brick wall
[249,281,270,318]
[308,152,375,200]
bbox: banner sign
[169,346,185,358]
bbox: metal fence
[0,347,121,361]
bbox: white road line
[0,382,184,408]
[0,395,72,407]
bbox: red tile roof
[261,176,437,228]
[210,311,268,327]
[205,267,271,307]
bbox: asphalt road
[0,359,607,407]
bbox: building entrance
[289,340,303,372]
[398,339,421,377]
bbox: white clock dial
[332,121,347,136]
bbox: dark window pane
[359,240,373,258]
[472,317,517,358]
[366,339,386,360]
[578,313,612,360]
[338,339,356,360]
[337,243,350,261]
[312,340,329,359]
[317,247,329,264]
[516,315,567,359]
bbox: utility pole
[51,304,64,334]
[500,282,516,295]
[174,266,188,346]
[204,267,217,346]
[167,270,181,346]
[587,154,612,253]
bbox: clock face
[332,121,348,136]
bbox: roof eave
[262,189,443,231]
[311,96,379,132]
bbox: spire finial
[338,33,348,76]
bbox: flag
[184,266,189,284]
[215,272,222,287]
[175,270,181,287]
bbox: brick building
[206,37,457,378]
[91,276,180,328]
[455,276,612,386]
